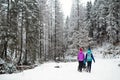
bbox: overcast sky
[60,0,95,17]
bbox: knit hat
[80,48,83,51]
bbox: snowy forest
[0,0,120,76]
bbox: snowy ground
[0,57,120,80]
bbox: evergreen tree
[54,0,64,61]
[106,0,120,45]
[86,0,120,46]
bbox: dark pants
[78,61,83,72]
[87,61,92,72]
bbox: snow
[0,57,120,80]
[0,58,5,64]
[92,43,120,59]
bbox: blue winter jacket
[85,50,95,62]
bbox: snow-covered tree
[86,0,120,46]
[106,0,120,45]
[54,0,64,61]
[66,0,89,56]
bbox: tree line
[64,0,120,56]
[0,0,65,67]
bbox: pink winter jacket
[77,51,84,61]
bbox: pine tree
[54,0,64,61]
[106,0,120,45]
[86,0,120,46]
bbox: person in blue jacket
[85,47,95,73]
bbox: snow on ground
[0,57,120,80]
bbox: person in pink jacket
[77,48,85,72]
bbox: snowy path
[0,58,120,80]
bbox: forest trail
[0,58,120,80]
